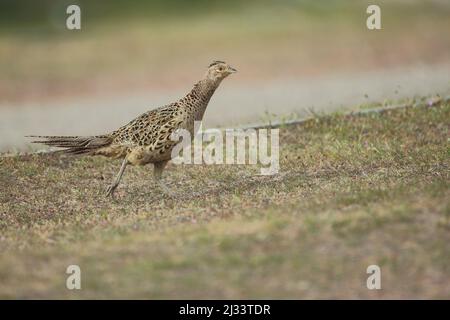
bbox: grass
[0,100,449,298]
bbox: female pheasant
[29,61,237,198]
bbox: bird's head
[205,60,237,81]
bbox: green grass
[0,100,449,298]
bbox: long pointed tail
[27,135,113,155]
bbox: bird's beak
[228,66,237,73]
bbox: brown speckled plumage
[29,61,237,198]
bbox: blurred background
[0,0,449,151]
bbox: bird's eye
[218,67,224,71]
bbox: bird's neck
[182,77,222,121]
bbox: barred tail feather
[27,135,113,155]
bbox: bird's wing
[111,104,189,150]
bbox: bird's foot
[105,184,118,199]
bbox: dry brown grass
[0,101,449,298]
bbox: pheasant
[29,61,237,198]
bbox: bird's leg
[105,158,128,198]
[153,160,176,197]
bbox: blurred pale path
[1,63,449,152]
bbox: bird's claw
[105,184,117,199]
